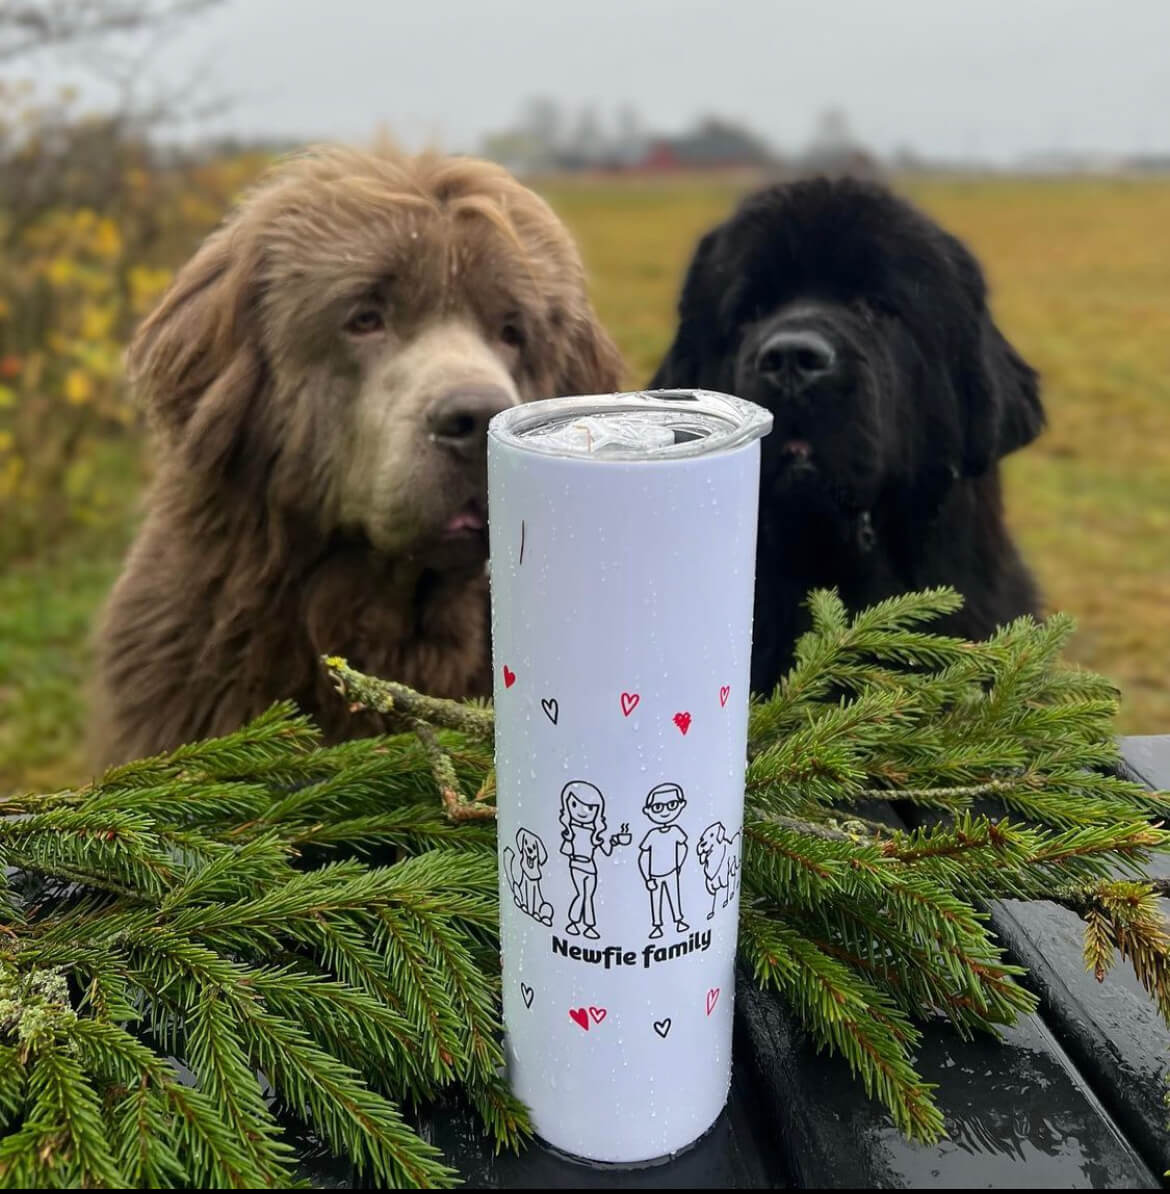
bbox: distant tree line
[480,100,884,179]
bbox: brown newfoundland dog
[649,177,1046,693]
[93,147,622,766]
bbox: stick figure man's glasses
[648,798,684,813]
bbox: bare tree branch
[67,3,231,133]
[0,0,221,63]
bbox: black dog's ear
[960,314,1045,476]
[948,238,1045,476]
[984,319,1045,458]
[648,228,724,390]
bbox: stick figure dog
[696,822,741,920]
[503,827,554,926]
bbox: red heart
[569,1007,589,1031]
[706,987,720,1016]
[620,692,640,717]
[720,685,730,707]
[503,666,516,689]
[673,711,692,735]
[589,1006,607,1024]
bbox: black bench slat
[737,974,1158,1189]
[1121,736,1170,796]
[977,736,1170,1181]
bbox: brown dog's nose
[425,386,516,458]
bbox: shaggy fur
[93,147,623,766]
[649,177,1046,692]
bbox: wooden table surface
[317,737,1170,1189]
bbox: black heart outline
[653,1018,671,1038]
[521,983,534,1008]
[541,698,559,725]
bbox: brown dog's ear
[554,307,626,397]
[126,222,267,476]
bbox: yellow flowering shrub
[0,84,268,556]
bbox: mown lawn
[2,174,1167,794]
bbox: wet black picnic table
[319,737,1170,1189]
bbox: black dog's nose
[756,329,837,392]
[425,386,515,458]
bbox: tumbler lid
[488,389,772,462]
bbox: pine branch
[26,1045,127,1188]
[183,987,295,1181]
[739,904,944,1141]
[2,752,518,1189]
[229,987,456,1189]
[4,584,1170,1179]
[69,1018,259,1188]
[743,817,1037,1034]
[97,702,323,790]
[289,806,497,854]
[1058,881,1170,1018]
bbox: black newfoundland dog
[649,177,1046,693]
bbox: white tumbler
[487,390,772,1165]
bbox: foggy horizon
[16,0,1170,165]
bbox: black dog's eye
[852,296,887,321]
[500,322,526,350]
[345,308,385,336]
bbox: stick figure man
[639,782,689,939]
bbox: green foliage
[0,709,509,1188]
[740,588,1170,1138]
[2,587,1169,1185]
[0,80,270,560]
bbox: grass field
[1,173,1168,794]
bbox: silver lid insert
[488,389,772,462]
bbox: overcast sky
[33,0,1170,161]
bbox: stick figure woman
[559,780,631,939]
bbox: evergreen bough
[2,587,1168,1186]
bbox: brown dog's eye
[345,308,385,336]
[500,322,525,350]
